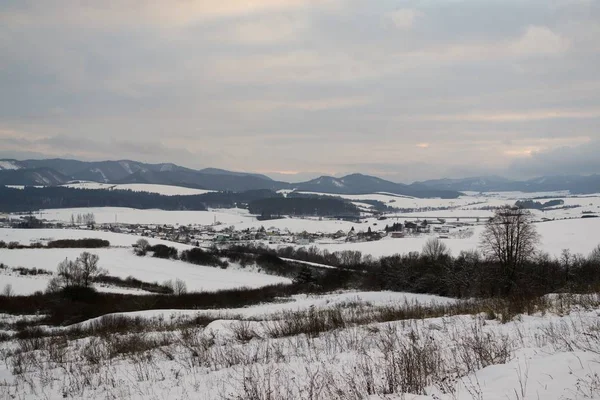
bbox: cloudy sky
[1,0,599,182]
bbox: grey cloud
[0,1,599,180]
[508,140,600,178]
[0,134,213,168]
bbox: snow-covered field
[34,207,255,227]
[349,218,597,258]
[62,181,215,196]
[20,189,600,230]
[268,217,600,259]
[0,247,290,295]
[0,228,290,295]
[2,190,600,399]
[0,227,193,249]
[29,207,364,233]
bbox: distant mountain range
[417,175,600,194]
[293,174,458,198]
[0,159,283,192]
[1,158,599,197]
[0,158,460,198]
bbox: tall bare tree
[76,252,104,287]
[422,237,450,260]
[480,206,540,294]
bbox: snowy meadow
[1,190,600,399]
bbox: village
[0,210,478,249]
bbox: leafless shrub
[227,364,294,400]
[134,238,150,256]
[105,333,166,359]
[82,338,107,365]
[375,325,442,394]
[46,336,69,364]
[455,323,512,372]
[232,321,260,343]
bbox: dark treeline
[515,199,565,210]
[248,197,360,217]
[221,242,600,299]
[192,189,282,208]
[0,187,286,213]
[0,284,297,326]
[0,238,110,249]
[0,186,208,212]
[47,239,110,248]
[1,186,371,216]
[362,248,600,299]
[287,192,394,212]
[0,186,366,217]
[225,243,366,270]
[94,275,173,295]
[144,243,331,279]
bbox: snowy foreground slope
[2,292,600,399]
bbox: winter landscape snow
[2,187,600,400]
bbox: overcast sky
[1,0,599,183]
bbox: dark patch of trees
[0,186,208,212]
[515,199,565,210]
[361,247,600,299]
[94,275,173,294]
[0,284,298,326]
[358,199,397,212]
[12,216,46,229]
[224,243,368,271]
[190,189,282,208]
[248,197,360,217]
[180,247,228,268]
[47,238,110,248]
[385,223,404,232]
[0,238,110,249]
[223,240,600,299]
[0,186,286,213]
[148,244,179,259]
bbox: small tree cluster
[47,252,106,292]
[134,239,150,256]
[70,212,96,226]
[163,279,187,295]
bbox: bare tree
[480,206,539,294]
[174,279,188,296]
[338,250,362,266]
[47,253,104,292]
[2,284,13,297]
[77,252,105,287]
[422,237,450,259]
[56,258,81,288]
